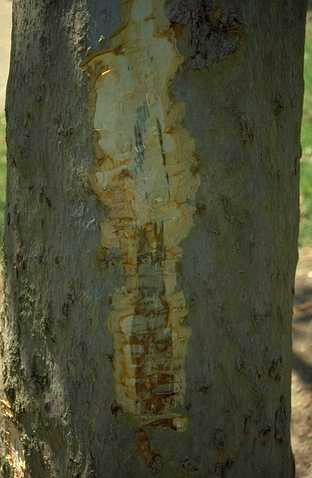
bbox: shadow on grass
[293,284,312,386]
[293,353,312,385]
[294,286,312,323]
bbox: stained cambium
[81,0,199,430]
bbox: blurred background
[0,1,311,476]
[0,0,10,239]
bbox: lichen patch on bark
[82,0,199,428]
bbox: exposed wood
[0,1,307,476]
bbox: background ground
[0,1,311,476]
[293,248,312,478]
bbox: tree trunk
[0,1,306,477]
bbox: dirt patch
[293,247,312,478]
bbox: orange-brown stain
[81,0,199,431]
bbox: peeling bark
[1,0,307,477]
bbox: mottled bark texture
[0,1,306,477]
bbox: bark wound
[167,0,243,69]
[81,0,199,433]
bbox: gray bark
[0,1,306,477]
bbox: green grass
[300,15,312,245]
[302,17,312,153]
[0,115,6,242]
[300,160,312,242]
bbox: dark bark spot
[57,125,74,138]
[268,355,282,382]
[62,302,70,318]
[106,353,113,363]
[167,0,244,69]
[273,94,284,116]
[239,114,255,145]
[198,384,211,394]
[225,459,234,469]
[39,187,52,208]
[4,386,16,404]
[38,254,44,264]
[31,355,49,392]
[195,201,207,216]
[293,153,300,176]
[45,196,52,208]
[274,396,288,443]
[258,425,272,445]
[181,456,200,472]
[243,415,251,434]
[150,455,162,475]
[156,118,167,168]
[214,428,225,449]
[14,253,26,278]
[62,292,75,319]
[111,400,123,417]
[256,368,264,380]
[214,462,226,476]
[213,459,234,476]
[134,100,150,170]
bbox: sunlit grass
[300,14,312,245]
[302,19,312,152]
